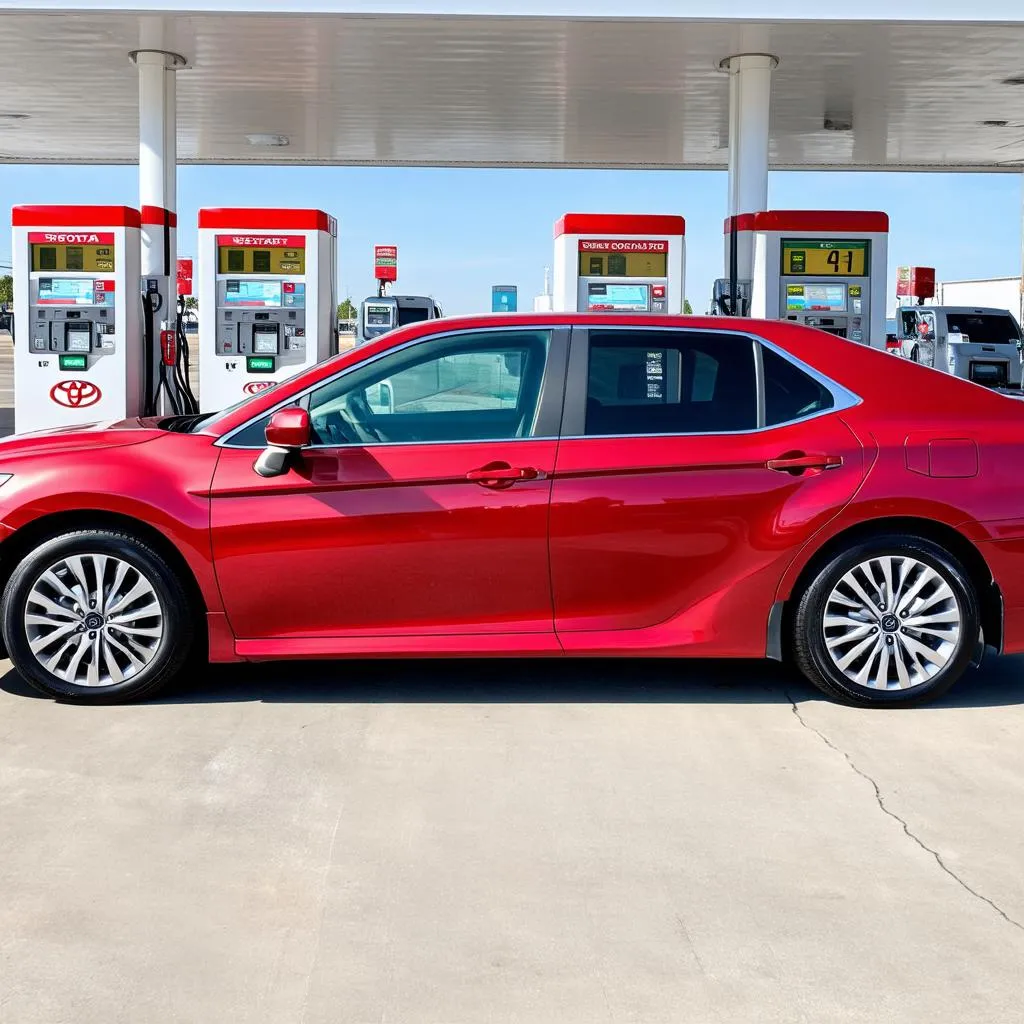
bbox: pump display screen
[587,284,651,311]
[37,278,96,305]
[781,239,869,277]
[786,283,848,312]
[579,252,668,278]
[216,235,306,275]
[224,280,282,306]
[252,330,280,354]
[30,239,115,273]
[366,305,394,326]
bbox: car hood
[0,417,166,457]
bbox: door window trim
[216,325,571,449]
[559,325,861,439]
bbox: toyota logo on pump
[243,381,278,395]
[49,380,102,409]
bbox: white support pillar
[721,53,777,285]
[130,46,186,412]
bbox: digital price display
[37,278,96,305]
[786,283,848,312]
[366,305,394,326]
[217,236,306,275]
[782,239,869,277]
[579,252,668,278]
[587,284,651,311]
[32,242,115,273]
[59,354,88,370]
[247,356,276,373]
[224,280,283,307]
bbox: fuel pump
[11,205,144,433]
[552,214,685,315]
[197,208,338,411]
[746,211,889,346]
[356,294,443,345]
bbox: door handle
[466,463,540,487]
[766,452,843,474]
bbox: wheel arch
[770,515,1001,658]
[0,510,210,655]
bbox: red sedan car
[0,313,1021,707]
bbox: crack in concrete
[786,691,1024,934]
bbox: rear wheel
[2,530,193,704]
[792,535,979,707]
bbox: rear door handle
[766,453,843,474]
[466,463,540,487]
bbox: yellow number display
[781,239,869,277]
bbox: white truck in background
[933,277,1023,326]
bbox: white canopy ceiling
[0,6,1022,170]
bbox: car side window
[584,330,757,435]
[761,346,834,425]
[306,330,551,446]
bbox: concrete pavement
[2,657,1024,1023]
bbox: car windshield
[159,381,292,434]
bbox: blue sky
[1,164,1020,315]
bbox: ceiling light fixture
[246,133,290,147]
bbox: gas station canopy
[1,2,1024,171]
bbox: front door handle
[466,462,540,487]
[766,452,843,474]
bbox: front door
[549,327,868,656]
[210,327,567,647]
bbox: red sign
[374,244,398,282]
[578,239,669,253]
[50,380,102,409]
[176,258,193,297]
[896,266,936,300]
[215,235,306,248]
[28,231,115,245]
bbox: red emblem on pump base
[49,380,102,409]
[243,381,278,395]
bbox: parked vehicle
[1,313,1023,708]
[896,305,1023,388]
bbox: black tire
[1,530,194,704]
[792,535,979,708]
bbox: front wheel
[2,530,194,703]
[792,536,979,707]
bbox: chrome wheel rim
[823,555,961,691]
[24,554,164,687]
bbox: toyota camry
[1,313,1021,707]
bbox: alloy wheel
[23,554,164,687]
[822,555,961,691]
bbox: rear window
[945,313,1021,344]
[584,330,757,435]
[762,346,834,425]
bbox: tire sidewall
[801,539,978,707]
[2,531,190,702]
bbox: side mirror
[265,407,311,449]
[254,407,311,478]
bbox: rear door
[548,327,867,656]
